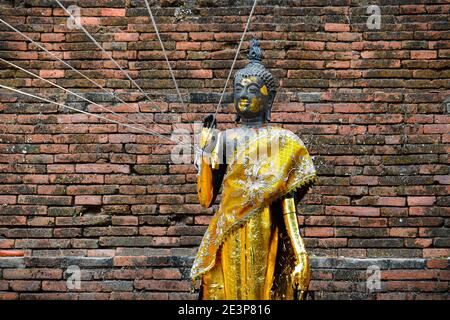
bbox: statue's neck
[240,117,267,129]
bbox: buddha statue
[191,39,317,300]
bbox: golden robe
[192,126,317,300]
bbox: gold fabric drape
[192,126,317,299]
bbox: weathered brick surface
[0,0,449,299]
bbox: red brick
[27,217,54,226]
[407,196,436,206]
[423,249,449,258]
[79,17,101,26]
[386,281,447,292]
[152,237,179,246]
[324,23,350,32]
[303,41,325,51]
[0,293,19,300]
[400,5,426,14]
[439,271,450,281]
[3,269,62,280]
[10,281,41,292]
[377,197,406,207]
[112,216,138,226]
[389,228,418,237]
[41,281,67,292]
[176,42,202,50]
[317,238,347,247]
[0,239,15,248]
[189,70,213,78]
[101,8,125,16]
[153,268,182,280]
[114,33,139,42]
[189,32,214,41]
[41,33,64,42]
[194,216,212,225]
[47,164,75,173]
[139,226,167,236]
[75,164,130,174]
[376,293,413,300]
[360,218,387,228]
[37,185,65,195]
[427,259,448,269]
[305,227,334,237]
[411,50,437,59]
[113,256,149,267]
[74,195,102,205]
[326,206,380,217]
[39,70,64,78]
[0,195,16,205]
[423,124,449,134]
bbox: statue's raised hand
[203,114,217,129]
[292,251,310,300]
[200,114,218,154]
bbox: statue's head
[233,39,277,123]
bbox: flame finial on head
[234,38,277,94]
[247,38,262,63]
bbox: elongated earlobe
[266,91,276,122]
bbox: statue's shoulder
[268,126,306,147]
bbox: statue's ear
[233,83,240,123]
[266,90,276,122]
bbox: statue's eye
[248,86,258,94]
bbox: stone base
[0,255,448,300]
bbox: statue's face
[234,76,270,121]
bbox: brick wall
[0,0,449,300]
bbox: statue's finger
[203,114,213,127]
[203,114,217,128]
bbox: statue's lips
[239,100,250,111]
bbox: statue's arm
[281,188,311,299]
[196,126,226,208]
